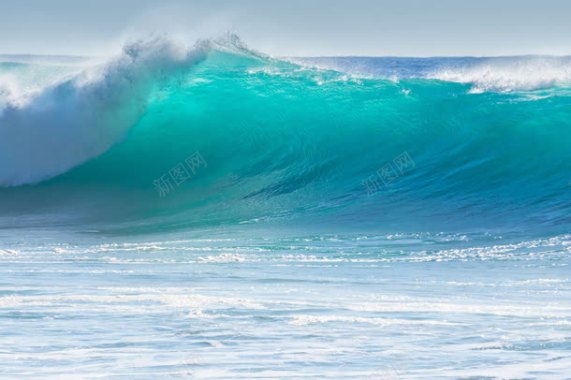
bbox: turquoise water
[1,38,571,378]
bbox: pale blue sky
[0,0,569,57]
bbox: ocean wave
[1,36,571,232]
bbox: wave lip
[0,37,208,187]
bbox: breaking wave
[1,36,571,233]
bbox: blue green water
[1,38,571,378]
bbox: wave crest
[0,37,208,187]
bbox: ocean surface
[1,36,571,379]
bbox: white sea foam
[430,56,571,92]
[288,315,458,327]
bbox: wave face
[1,38,571,233]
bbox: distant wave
[429,56,571,92]
[296,55,571,92]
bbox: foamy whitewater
[1,36,571,379]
